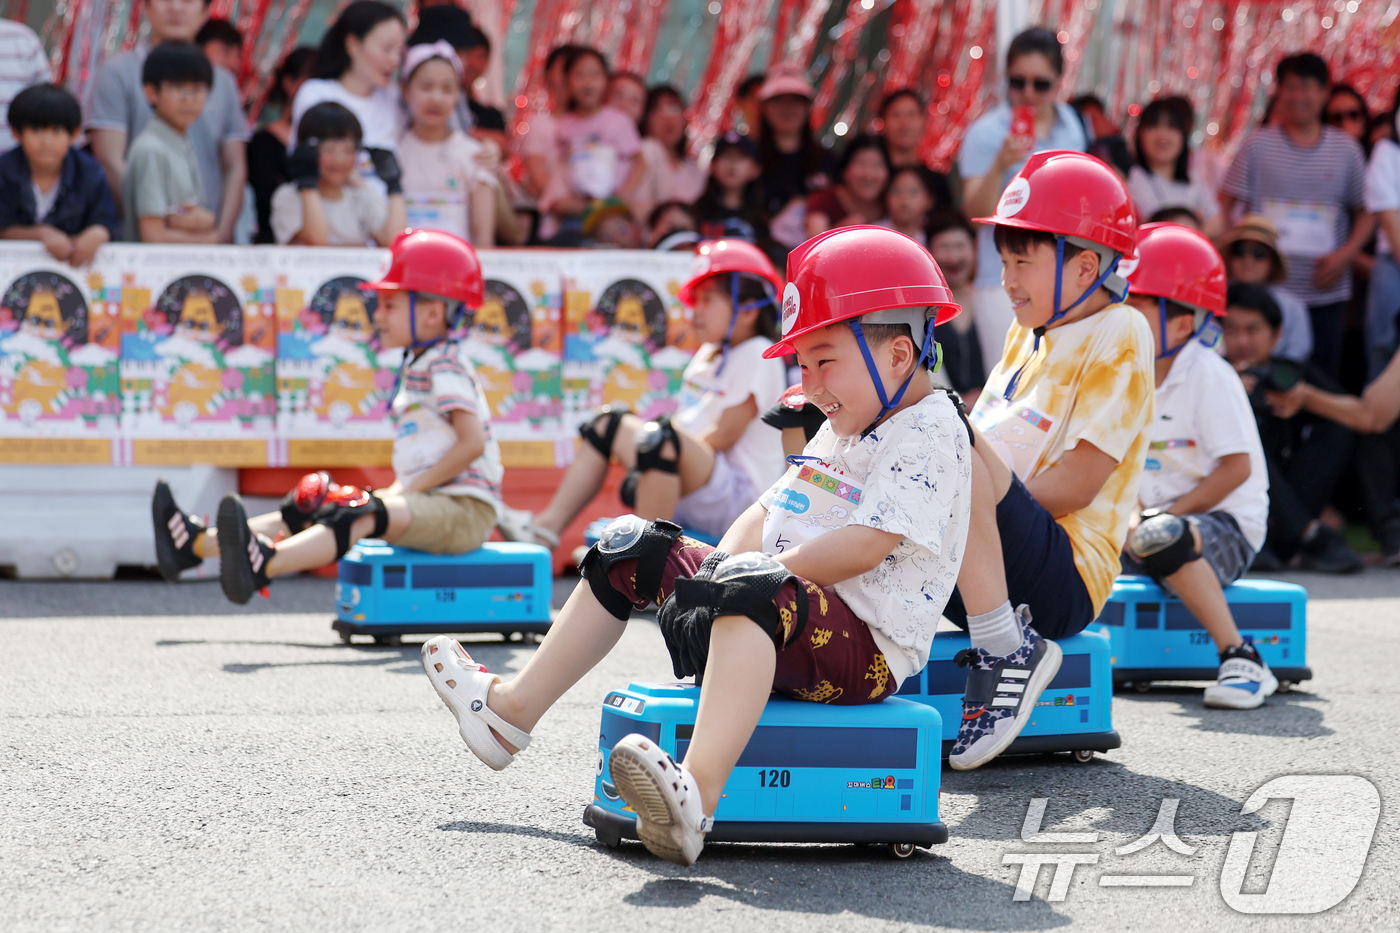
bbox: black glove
[656,550,729,679]
[367,147,403,195]
[288,144,320,190]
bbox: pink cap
[402,41,464,85]
[758,65,814,101]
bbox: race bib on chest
[1263,198,1340,259]
[762,458,863,555]
[970,391,1056,480]
[392,403,458,486]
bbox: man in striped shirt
[1220,52,1372,380]
[0,18,52,151]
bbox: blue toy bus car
[333,540,553,645]
[900,629,1121,763]
[1088,576,1311,691]
[583,682,946,858]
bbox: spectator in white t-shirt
[290,1,406,155]
[1128,98,1222,237]
[0,18,51,151]
[1364,128,1400,381]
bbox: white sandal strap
[472,697,532,751]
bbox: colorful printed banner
[0,244,697,468]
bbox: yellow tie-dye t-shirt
[969,303,1155,614]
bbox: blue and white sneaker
[1203,643,1278,710]
[949,606,1063,771]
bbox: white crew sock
[967,601,1022,658]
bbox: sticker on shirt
[1263,198,1340,259]
[762,459,863,555]
[1142,438,1203,484]
[969,391,1055,480]
[404,193,468,240]
[392,402,458,487]
[568,140,620,199]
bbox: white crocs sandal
[609,733,713,866]
[421,636,532,771]
[496,507,560,549]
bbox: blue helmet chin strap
[1156,296,1211,361]
[715,272,774,375]
[1003,236,1127,401]
[851,315,939,437]
[393,291,457,400]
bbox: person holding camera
[1221,282,1363,573]
[1266,340,1400,565]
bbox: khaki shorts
[395,493,498,554]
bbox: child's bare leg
[956,442,1013,615]
[197,511,287,559]
[1161,524,1243,653]
[679,614,776,814]
[486,582,633,751]
[263,498,412,577]
[633,427,715,522]
[535,413,643,535]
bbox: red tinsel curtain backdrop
[34,0,1400,166]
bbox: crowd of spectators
[1,4,1400,569]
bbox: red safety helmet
[361,229,484,308]
[677,238,784,307]
[1124,222,1227,317]
[972,150,1137,257]
[763,226,961,359]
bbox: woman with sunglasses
[957,26,1086,370]
[1128,98,1224,238]
[1326,85,1372,155]
[1221,214,1314,364]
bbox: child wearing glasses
[1221,214,1314,364]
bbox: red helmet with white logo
[677,238,783,307]
[1124,222,1227,317]
[361,229,484,308]
[763,226,960,359]
[972,150,1137,257]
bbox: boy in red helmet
[947,150,1156,769]
[151,230,505,605]
[419,226,972,866]
[1121,222,1275,709]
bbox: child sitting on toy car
[421,226,972,866]
[151,230,505,605]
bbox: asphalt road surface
[3,569,1396,932]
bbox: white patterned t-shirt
[391,339,504,516]
[758,391,972,686]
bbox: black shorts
[942,474,1096,641]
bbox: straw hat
[1219,214,1288,283]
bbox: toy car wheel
[889,843,916,859]
[1133,681,1152,694]
[595,826,622,849]
[1277,680,1292,693]
[374,634,402,647]
[338,631,353,645]
[1072,749,1095,764]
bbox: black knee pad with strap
[658,552,809,679]
[313,488,389,560]
[578,515,683,620]
[578,403,630,459]
[1128,510,1200,578]
[634,416,679,475]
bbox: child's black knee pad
[314,490,389,560]
[658,552,809,678]
[1128,510,1200,578]
[280,470,334,535]
[578,404,630,459]
[578,515,683,620]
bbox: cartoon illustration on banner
[0,266,118,437]
[458,251,564,456]
[560,251,697,434]
[120,271,275,437]
[276,270,402,441]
